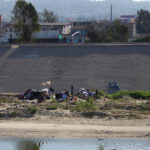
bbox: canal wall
[0,44,150,92]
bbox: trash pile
[77,88,96,99]
[18,85,98,103]
[19,87,55,103]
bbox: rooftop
[39,22,72,26]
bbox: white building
[0,22,73,43]
[33,22,73,39]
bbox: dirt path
[0,119,150,139]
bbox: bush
[10,111,17,117]
[99,145,104,150]
[111,90,150,100]
[27,107,37,114]
[111,90,129,99]
[129,91,150,100]
[98,145,117,150]
[72,97,98,112]
[87,97,94,105]
[0,99,20,103]
[46,104,58,110]
[133,35,150,42]
[0,113,3,118]
[95,90,105,99]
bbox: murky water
[0,138,150,150]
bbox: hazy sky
[1,0,150,2]
[93,0,150,1]
[133,0,150,1]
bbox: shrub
[0,99,20,103]
[133,35,150,42]
[99,145,104,150]
[98,145,117,150]
[87,97,94,105]
[111,90,129,99]
[95,90,105,99]
[27,107,37,114]
[105,94,112,99]
[72,98,98,113]
[129,91,150,99]
[110,90,150,100]
[46,104,58,110]
[0,113,4,118]
[10,111,17,117]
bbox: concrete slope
[0,45,150,92]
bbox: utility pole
[110,4,112,22]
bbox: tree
[136,9,150,33]
[87,20,129,42]
[12,0,40,42]
[42,9,58,22]
[110,20,129,42]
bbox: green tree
[87,20,129,42]
[110,20,129,42]
[42,9,58,22]
[136,9,150,33]
[12,0,40,42]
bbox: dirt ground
[0,93,150,139]
[0,117,150,139]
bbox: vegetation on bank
[87,20,129,43]
[11,0,58,42]
[136,9,150,34]
[71,97,98,113]
[99,145,117,150]
[133,35,150,42]
[0,90,150,119]
[111,90,150,100]
[12,0,40,42]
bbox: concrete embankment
[0,44,150,92]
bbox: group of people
[19,85,99,103]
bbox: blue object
[62,93,67,100]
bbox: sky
[133,0,150,1]
[91,0,150,2]
[2,0,150,2]
[93,0,150,1]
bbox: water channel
[0,138,150,150]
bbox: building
[66,25,86,44]
[0,22,73,43]
[0,21,87,44]
[120,15,137,39]
[31,22,73,43]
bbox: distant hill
[1,0,150,21]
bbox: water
[0,138,150,150]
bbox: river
[0,138,150,150]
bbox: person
[9,33,12,43]
[71,85,74,96]
[96,89,98,96]
[49,87,55,95]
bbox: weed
[46,104,58,110]
[72,97,98,112]
[99,145,104,150]
[0,113,4,118]
[95,90,105,99]
[111,90,129,99]
[111,90,150,100]
[27,107,38,114]
[51,96,57,103]
[10,111,17,117]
